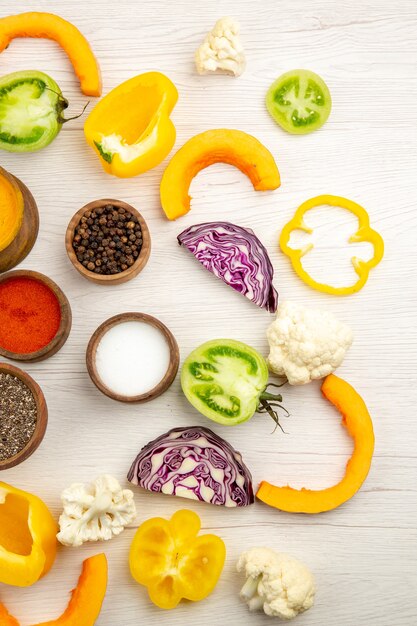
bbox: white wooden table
[1,1,416,624]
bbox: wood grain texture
[0,0,416,624]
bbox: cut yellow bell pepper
[0,481,57,587]
[279,194,384,296]
[84,72,178,177]
[129,509,226,609]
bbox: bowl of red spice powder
[0,270,72,362]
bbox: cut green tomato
[266,69,331,135]
[181,339,275,426]
[0,70,68,152]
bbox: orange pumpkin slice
[257,374,375,513]
[0,12,101,96]
[0,603,19,626]
[160,129,280,220]
[0,554,107,626]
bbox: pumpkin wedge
[0,554,108,626]
[160,129,280,220]
[0,12,101,96]
[0,604,19,626]
[32,554,107,626]
[256,374,375,513]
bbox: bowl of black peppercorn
[65,199,151,285]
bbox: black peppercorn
[72,203,143,275]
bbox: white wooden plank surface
[1,0,416,624]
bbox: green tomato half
[266,69,331,135]
[181,339,271,426]
[0,70,68,152]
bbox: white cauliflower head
[237,547,316,619]
[195,17,246,77]
[267,301,353,385]
[57,474,136,547]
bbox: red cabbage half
[178,221,278,313]
[127,426,254,507]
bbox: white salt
[95,321,171,397]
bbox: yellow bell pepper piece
[0,481,57,587]
[129,509,226,609]
[279,194,384,296]
[84,72,178,178]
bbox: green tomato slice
[0,70,66,152]
[181,339,269,426]
[266,69,331,135]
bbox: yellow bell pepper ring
[279,194,384,296]
[0,481,58,587]
[129,509,226,609]
[84,72,178,178]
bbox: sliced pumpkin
[256,374,375,513]
[0,12,101,96]
[0,603,19,626]
[0,554,108,626]
[160,129,281,220]
[32,553,107,626]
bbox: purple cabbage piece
[178,221,278,313]
[127,426,254,507]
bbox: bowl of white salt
[86,312,179,403]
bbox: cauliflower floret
[267,301,353,385]
[195,17,246,77]
[237,547,315,620]
[57,474,136,547]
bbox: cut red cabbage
[178,221,278,313]
[127,426,254,507]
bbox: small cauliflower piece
[57,474,136,547]
[237,547,315,620]
[267,301,353,385]
[195,17,246,77]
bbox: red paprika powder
[0,277,61,353]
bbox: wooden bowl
[0,362,48,470]
[0,166,39,274]
[86,312,180,403]
[65,199,151,285]
[0,270,72,362]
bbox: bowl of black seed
[0,362,48,470]
[65,199,151,285]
